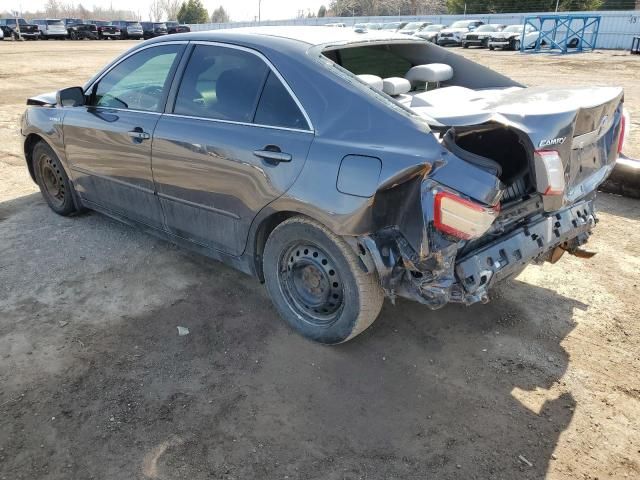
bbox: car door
[151,43,314,256]
[63,42,186,228]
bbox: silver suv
[32,19,67,39]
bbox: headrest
[382,77,411,96]
[405,64,453,84]
[357,74,383,90]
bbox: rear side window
[174,45,269,122]
[331,45,412,79]
[254,72,308,130]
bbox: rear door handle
[253,148,292,165]
[128,129,151,140]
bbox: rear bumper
[455,199,595,302]
[362,197,596,309]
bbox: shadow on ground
[0,195,590,479]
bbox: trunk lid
[417,86,624,208]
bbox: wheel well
[24,133,44,183]
[253,211,307,281]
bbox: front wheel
[513,40,521,51]
[263,217,384,344]
[489,45,495,50]
[33,142,78,216]
[462,42,469,48]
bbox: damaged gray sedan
[22,27,627,344]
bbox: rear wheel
[33,142,78,216]
[263,217,384,344]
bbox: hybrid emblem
[539,137,566,148]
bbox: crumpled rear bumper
[455,198,596,303]
[362,197,597,309]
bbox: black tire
[489,45,495,50]
[33,142,78,216]
[462,42,469,48]
[263,217,384,344]
[513,39,521,51]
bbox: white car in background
[489,24,540,51]
[437,19,484,46]
[413,24,447,43]
[461,24,506,48]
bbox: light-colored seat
[382,77,411,96]
[405,63,453,87]
[357,74,383,90]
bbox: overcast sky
[7,0,328,22]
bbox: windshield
[423,25,443,32]
[154,23,166,28]
[504,25,523,32]
[47,19,64,25]
[450,21,473,28]
[166,21,178,26]
[126,21,141,26]
[382,23,401,30]
[7,18,27,25]
[476,25,496,32]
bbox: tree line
[0,0,231,24]
[2,0,635,25]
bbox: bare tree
[161,0,182,21]
[149,0,164,21]
[211,6,230,23]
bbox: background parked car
[437,19,485,46]
[380,21,407,31]
[111,20,143,39]
[165,21,190,34]
[398,21,432,35]
[67,22,98,40]
[141,22,168,39]
[62,18,83,27]
[353,22,382,31]
[489,24,540,51]
[414,24,446,42]
[87,20,121,40]
[32,19,68,39]
[0,18,40,40]
[462,24,506,48]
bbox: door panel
[63,108,164,227]
[152,117,313,255]
[63,43,184,229]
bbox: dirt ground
[0,40,639,480]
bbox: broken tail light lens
[434,191,500,240]
[618,112,626,155]
[534,150,565,196]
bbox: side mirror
[57,87,85,107]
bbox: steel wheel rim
[38,154,65,208]
[278,243,345,327]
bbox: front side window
[91,44,182,112]
[174,45,269,122]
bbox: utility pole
[555,0,560,12]
[258,0,261,22]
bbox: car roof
[156,26,417,48]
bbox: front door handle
[128,129,151,140]
[253,147,292,165]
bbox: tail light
[534,150,565,196]
[434,191,500,240]
[618,112,627,154]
